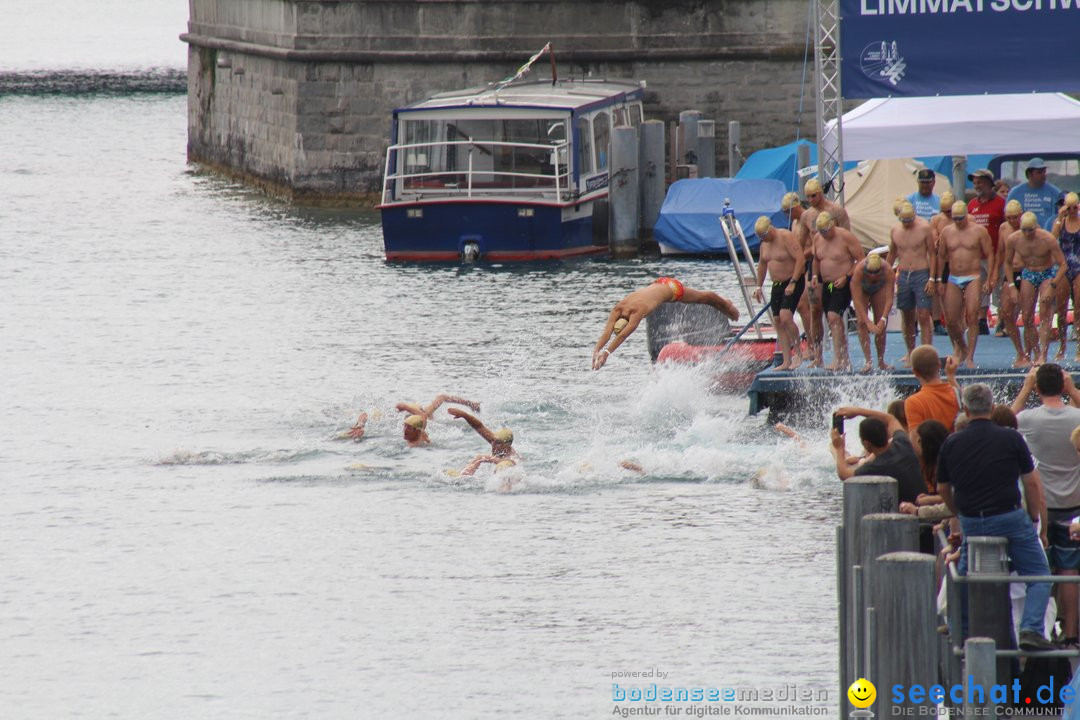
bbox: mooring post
[859,513,919,684]
[796,143,811,197]
[608,125,640,257]
[678,110,701,170]
[966,536,1013,685]
[964,637,997,715]
[873,551,937,717]
[839,477,898,717]
[697,119,715,178]
[727,120,741,176]
[639,120,665,234]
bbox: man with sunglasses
[886,201,935,365]
[1003,212,1067,366]
[968,169,1006,336]
[796,179,851,367]
[937,202,994,368]
[1007,157,1064,231]
[995,200,1028,365]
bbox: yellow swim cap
[951,201,967,219]
[804,179,823,196]
[495,460,515,471]
[892,196,908,216]
[493,428,514,445]
[815,211,834,231]
[754,216,772,237]
[940,191,955,210]
[1005,199,1023,216]
[898,202,916,221]
[780,192,800,211]
[1066,192,1079,208]
[866,254,884,272]
[613,317,629,335]
[404,414,426,429]
[1020,212,1038,230]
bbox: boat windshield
[996,157,1080,193]
[395,116,570,192]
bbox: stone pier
[182,0,812,205]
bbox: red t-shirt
[968,195,1006,251]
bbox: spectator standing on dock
[995,201,1027,364]
[937,382,1055,651]
[850,254,894,372]
[1052,193,1080,362]
[797,179,851,367]
[395,394,481,447]
[904,345,961,433]
[810,212,865,371]
[590,279,740,370]
[995,180,1011,199]
[907,168,940,221]
[831,405,926,503]
[1003,212,1067,365]
[937,202,994,368]
[1010,364,1080,646]
[752,216,806,370]
[1007,158,1064,231]
[886,201,936,364]
[967,169,1006,336]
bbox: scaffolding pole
[814,0,845,205]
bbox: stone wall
[183,0,817,205]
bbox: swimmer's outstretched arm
[424,394,480,416]
[447,407,497,444]
[396,401,425,416]
[592,307,645,370]
[681,288,740,320]
[345,412,368,440]
[460,453,498,477]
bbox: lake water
[0,23,896,717]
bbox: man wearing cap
[886,201,936,364]
[850,253,895,372]
[395,394,482,447]
[995,200,1027,365]
[929,192,956,336]
[752,216,806,370]
[810,211,865,371]
[797,179,851,367]
[1004,212,1067,365]
[591,279,740,370]
[780,191,803,229]
[1007,158,1063,231]
[907,168,941,221]
[967,169,1006,335]
[1052,193,1080,361]
[447,408,519,460]
[938,202,994,368]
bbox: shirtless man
[850,253,895,372]
[994,200,1027,365]
[1052,193,1080,360]
[395,394,481,447]
[810,212,865,370]
[752,216,806,370]
[937,202,994,368]
[929,191,956,334]
[1003,212,1067,365]
[447,408,519,460]
[781,191,813,359]
[591,278,740,370]
[797,179,852,366]
[886,201,935,364]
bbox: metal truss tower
[814,0,845,204]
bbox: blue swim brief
[1021,264,1059,289]
[948,274,978,290]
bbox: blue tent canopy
[654,178,787,254]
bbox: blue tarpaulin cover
[653,178,788,254]
[735,140,817,191]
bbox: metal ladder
[718,199,767,340]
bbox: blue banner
[840,0,1080,98]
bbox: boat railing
[381,139,574,205]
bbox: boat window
[613,107,629,129]
[577,116,593,176]
[593,111,610,171]
[630,103,643,128]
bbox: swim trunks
[896,268,932,311]
[1021,264,1059,289]
[768,275,806,317]
[948,274,978,290]
[655,277,685,301]
[1061,224,1080,281]
[822,276,853,316]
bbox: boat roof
[395,78,645,115]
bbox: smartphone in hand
[832,413,844,433]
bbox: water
[1,39,901,718]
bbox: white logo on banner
[860,41,907,86]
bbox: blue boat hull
[380,201,606,261]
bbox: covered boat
[653,178,788,256]
[378,73,646,262]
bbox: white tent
[824,93,1080,161]
[841,159,951,249]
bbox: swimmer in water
[394,394,481,447]
[344,411,369,440]
[457,455,517,477]
[447,407,519,459]
[592,278,740,370]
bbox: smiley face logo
[847,678,877,709]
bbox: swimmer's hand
[752,288,764,303]
[721,299,740,321]
[592,347,611,370]
[345,412,368,440]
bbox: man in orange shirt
[904,345,961,433]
